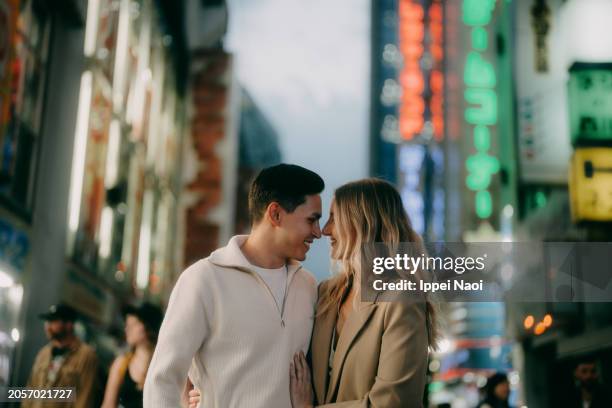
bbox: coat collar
[208,235,302,277]
[325,301,377,403]
[312,279,381,404]
[312,304,335,405]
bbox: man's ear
[266,202,283,227]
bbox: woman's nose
[322,221,331,236]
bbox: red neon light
[397,0,445,141]
[399,0,425,140]
[429,1,445,141]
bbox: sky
[226,0,371,280]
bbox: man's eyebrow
[310,212,322,219]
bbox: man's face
[44,319,72,341]
[575,363,598,389]
[277,194,322,261]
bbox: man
[144,164,324,408]
[23,304,99,408]
[566,357,611,408]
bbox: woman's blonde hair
[319,178,438,347]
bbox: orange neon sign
[399,0,445,142]
[429,1,445,141]
[399,0,425,140]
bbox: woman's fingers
[188,387,201,408]
[290,362,296,383]
[290,353,314,408]
[300,352,310,382]
[294,353,303,383]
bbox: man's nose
[313,221,322,239]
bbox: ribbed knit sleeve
[143,260,210,408]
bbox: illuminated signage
[569,147,612,221]
[398,0,445,142]
[399,145,425,234]
[463,0,500,219]
[429,0,444,141]
[568,63,612,144]
[399,0,425,140]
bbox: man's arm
[144,263,210,408]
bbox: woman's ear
[266,202,283,227]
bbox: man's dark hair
[575,356,597,368]
[249,164,324,223]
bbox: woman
[477,372,512,408]
[102,302,163,408]
[290,178,437,407]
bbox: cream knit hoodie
[143,235,318,408]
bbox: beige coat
[23,340,99,408]
[310,280,429,407]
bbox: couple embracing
[143,164,437,408]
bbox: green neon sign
[465,89,498,124]
[464,52,496,87]
[466,152,500,191]
[462,0,495,26]
[475,190,493,218]
[463,0,499,220]
[472,27,488,51]
[473,125,491,150]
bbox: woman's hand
[290,351,314,408]
[188,387,201,408]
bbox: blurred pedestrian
[23,303,99,408]
[101,302,163,408]
[565,357,611,408]
[477,372,511,408]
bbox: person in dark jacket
[566,358,612,408]
[477,372,511,408]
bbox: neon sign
[398,0,445,142]
[399,0,425,140]
[429,1,445,141]
[463,0,500,219]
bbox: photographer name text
[373,279,484,293]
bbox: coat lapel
[325,302,377,403]
[311,306,336,405]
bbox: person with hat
[101,302,163,408]
[23,303,100,408]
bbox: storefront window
[68,0,184,298]
[0,0,51,217]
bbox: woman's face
[493,380,510,401]
[125,315,148,346]
[322,199,338,257]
